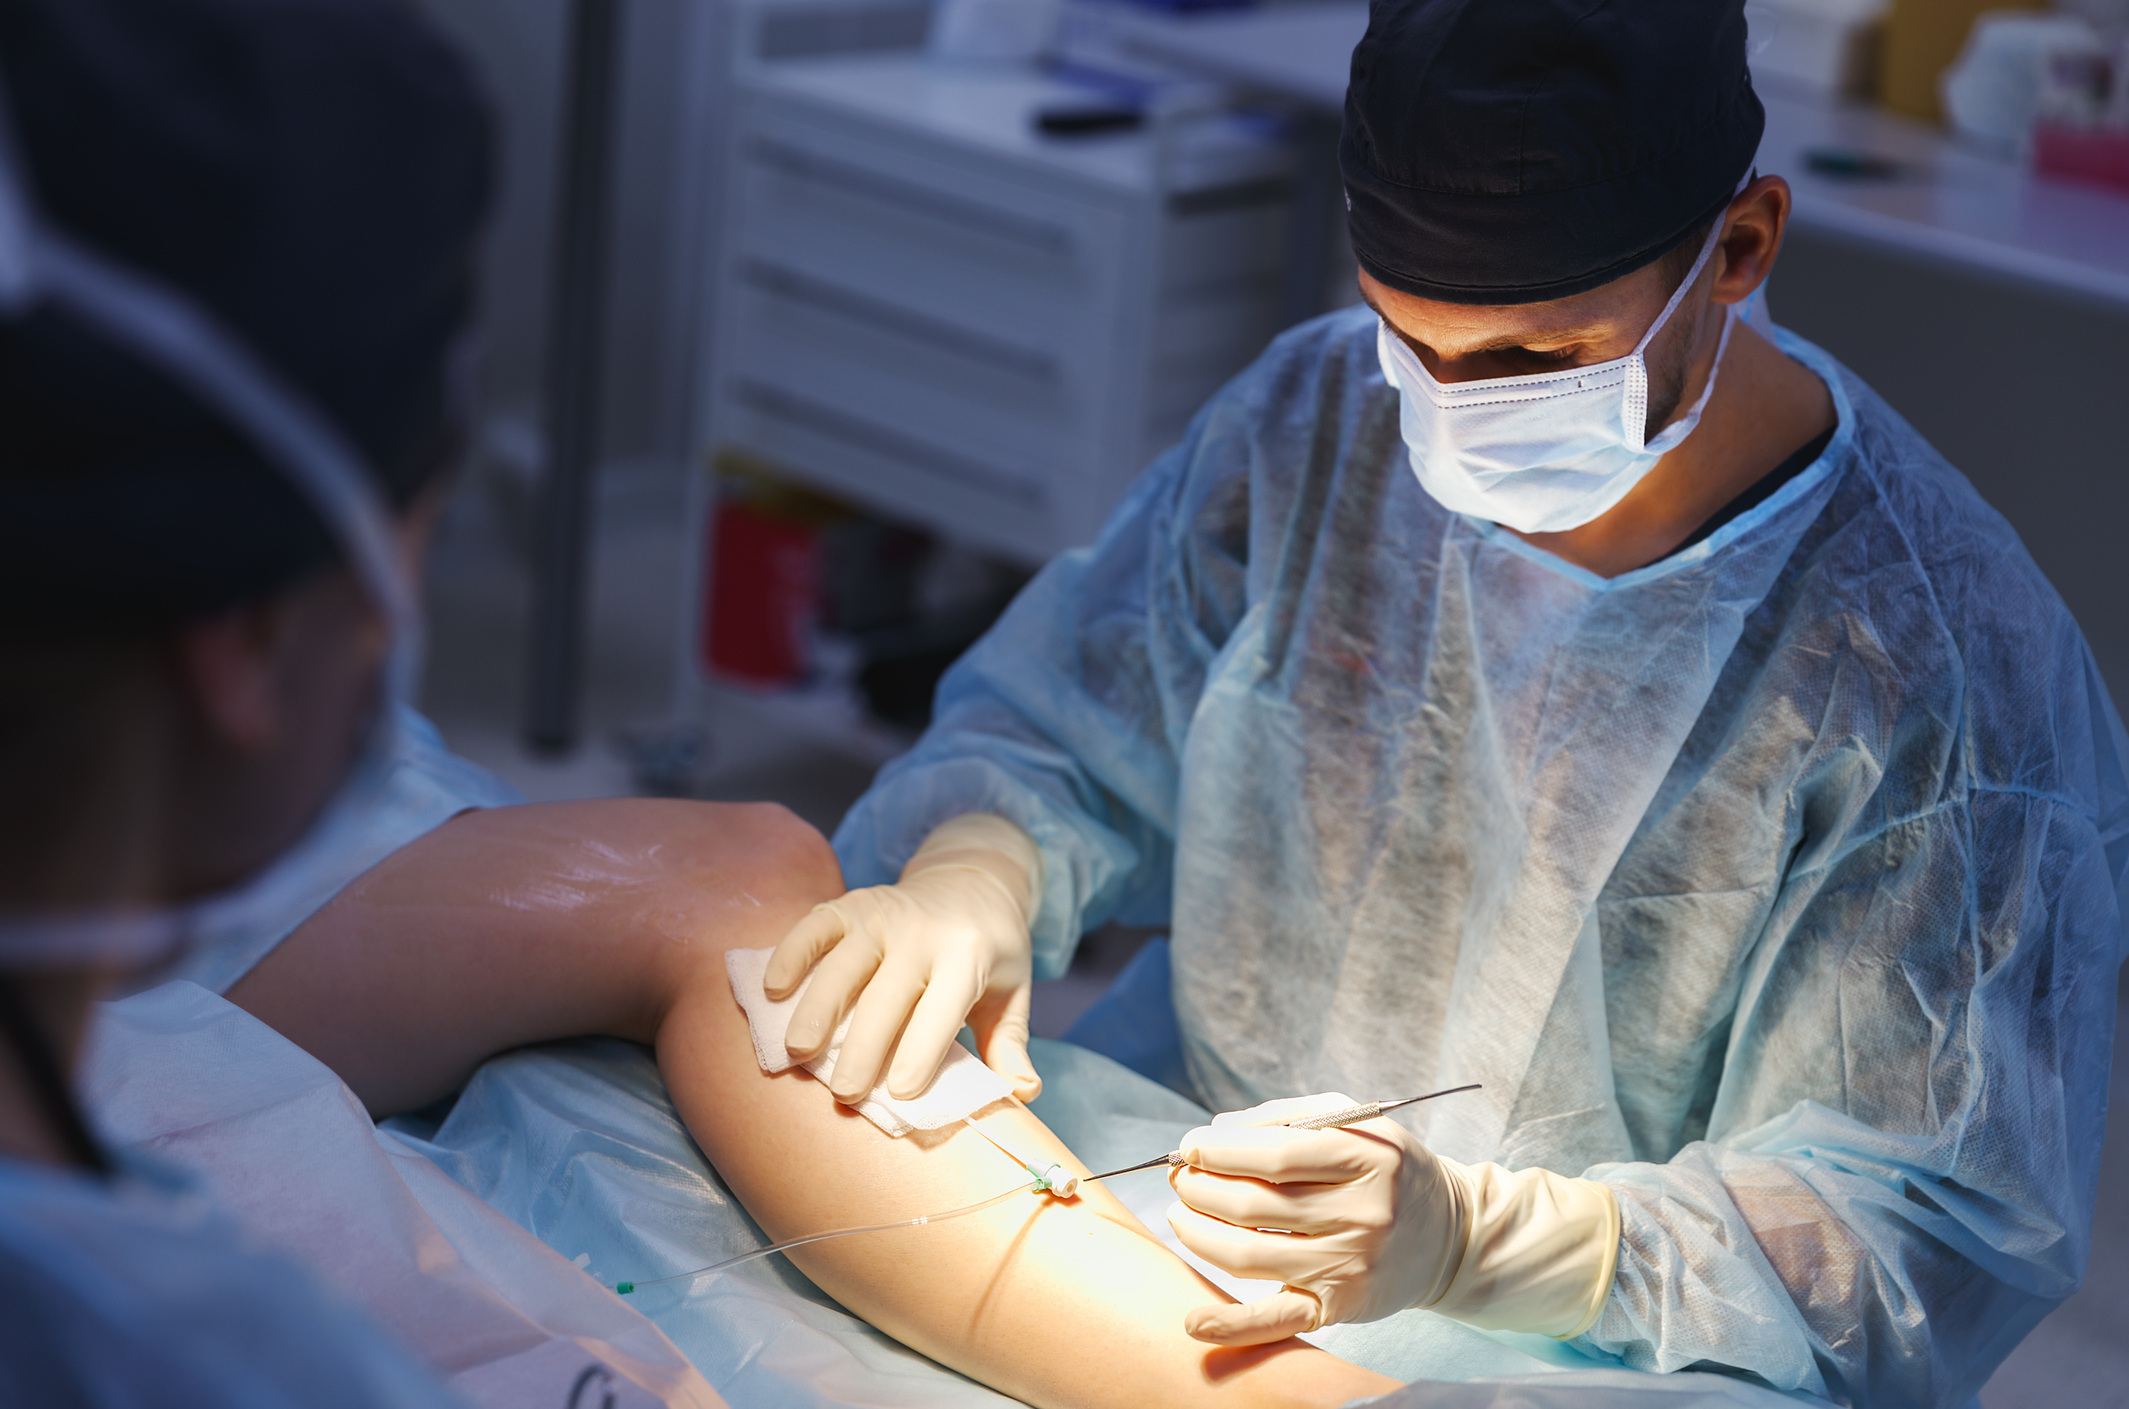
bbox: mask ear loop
[1629,213,1730,362]
[1626,169,1755,453]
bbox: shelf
[1089,0,2129,310]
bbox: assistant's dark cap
[1341,0,1763,306]
[0,0,492,636]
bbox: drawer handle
[751,138,1073,256]
[744,261,1059,382]
[735,379,1046,508]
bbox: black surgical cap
[0,0,493,635]
[1340,0,1764,305]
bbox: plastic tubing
[615,1181,1033,1296]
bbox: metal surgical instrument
[615,1088,1483,1298]
[1079,1084,1484,1184]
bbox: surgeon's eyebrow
[1358,287,1599,360]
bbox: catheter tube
[616,1181,1035,1294]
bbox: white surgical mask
[1376,208,1741,535]
[0,83,418,969]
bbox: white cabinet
[702,53,1299,563]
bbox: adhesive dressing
[725,946,1011,1136]
[618,993,1085,1299]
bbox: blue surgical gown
[0,1152,465,1408]
[835,310,2129,1407]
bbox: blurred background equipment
[694,45,1297,566]
[699,452,1031,729]
[526,0,628,754]
[415,0,1315,823]
[1739,0,1890,99]
[1880,0,2045,121]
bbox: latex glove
[766,813,1043,1104]
[1166,1092,1618,1346]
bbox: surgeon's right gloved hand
[1165,1093,1619,1347]
[766,812,1043,1105]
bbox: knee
[671,800,842,915]
[733,801,843,902]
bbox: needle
[1080,1083,1483,1184]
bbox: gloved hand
[1166,1092,1618,1346]
[765,813,1044,1104]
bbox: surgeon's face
[1360,257,1713,445]
[1358,175,1792,444]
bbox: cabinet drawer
[729,263,1087,436]
[718,376,1058,563]
[733,98,1133,365]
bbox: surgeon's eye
[1506,346,1582,369]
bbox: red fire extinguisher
[703,493,824,687]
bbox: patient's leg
[239,798,1390,1407]
[656,910,1395,1408]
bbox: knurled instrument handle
[1286,1102,1384,1131]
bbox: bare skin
[229,801,1398,1409]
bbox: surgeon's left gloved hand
[766,812,1043,1104]
[1165,1093,1619,1346]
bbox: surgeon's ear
[1711,175,1791,308]
[172,482,439,760]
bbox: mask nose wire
[0,79,418,702]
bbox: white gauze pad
[725,946,1012,1137]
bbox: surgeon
[774,0,2129,1403]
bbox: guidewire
[616,1091,1483,1296]
[614,1181,1033,1296]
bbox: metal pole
[527,0,626,754]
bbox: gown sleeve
[1579,641,2129,1406]
[833,389,1259,980]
